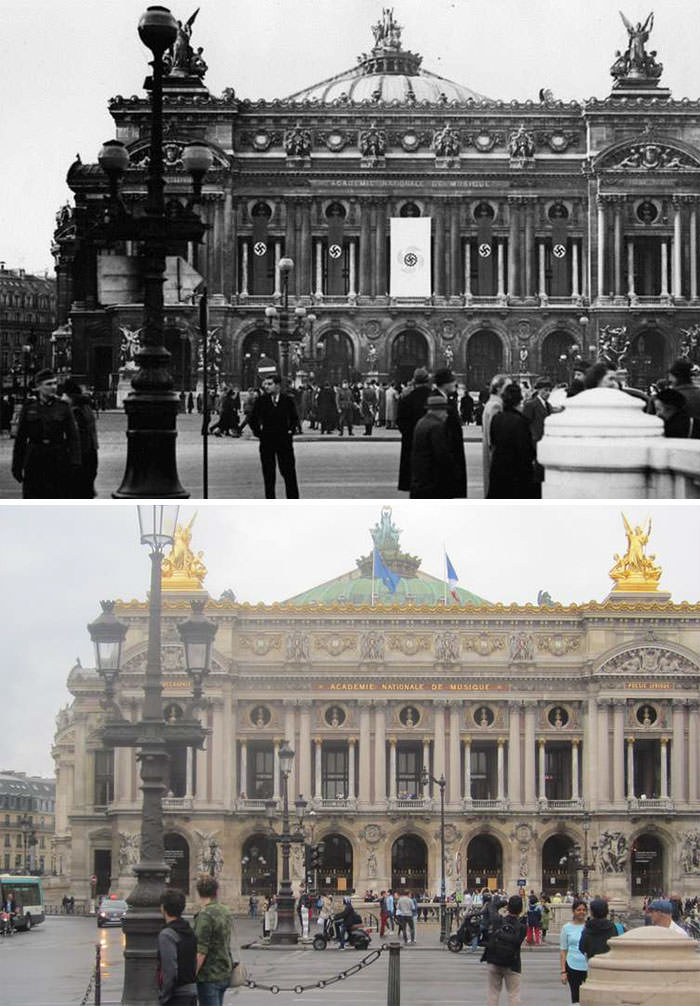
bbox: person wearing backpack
[481,894,526,1005]
[526,894,542,945]
[157,888,198,1006]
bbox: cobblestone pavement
[1,915,569,1006]
[0,414,486,499]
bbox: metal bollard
[94,942,101,1006]
[387,941,401,1006]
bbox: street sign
[517,878,527,887]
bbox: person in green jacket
[193,874,234,1006]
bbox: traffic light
[310,843,325,869]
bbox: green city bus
[0,875,45,930]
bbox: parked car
[97,897,128,927]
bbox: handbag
[229,961,248,989]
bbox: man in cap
[667,358,700,419]
[396,367,432,492]
[567,361,589,398]
[432,367,467,497]
[410,396,460,498]
[11,368,81,498]
[648,899,689,936]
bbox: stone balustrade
[538,388,700,498]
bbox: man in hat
[11,368,81,498]
[249,373,300,498]
[482,374,510,497]
[648,899,689,936]
[653,387,700,438]
[410,397,460,498]
[567,361,588,398]
[667,358,700,419]
[396,367,432,492]
[523,377,561,498]
[432,367,467,497]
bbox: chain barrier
[245,944,387,994]
[78,965,96,1006]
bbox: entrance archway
[93,849,111,897]
[631,834,664,896]
[466,835,503,891]
[317,330,354,385]
[627,330,666,390]
[318,833,353,894]
[541,834,575,896]
[164,832,190,893]
[241,833,277,897]
[164,328,193,393]
[391,331,429,385]
[241,330,274,388]
[541,330,578,385]
[391,834,427,894]
[466,331,503,393]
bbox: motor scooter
[312,915,371,951]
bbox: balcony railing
[317,797,357,811]
[389,797,432,811]
[464,798,509,811]
[627,797,674,812]
[540,798,585,811]
[163,796,194,811]
[237,797,278,812]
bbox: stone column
[497,241,506,299]
[284,199,296,274]
[228,699,237,808]
[508,703,521,805]
[571,740,580,801]
[389,738,397,800]
[597,702,609,805]
[434,201,446,297]
[314,240,323,300]
[374,703,387,803]
[613,701,625,804]
[661,241,669,298]
[314,739,323,800]
[584,696,598,807]
[508,199,519,298]
[359,201,371,297]
[524,200,535,298]
[359,702,371,805]
[464,241,472,299]
[613,200,623,298]
[348,240,357,299]
[239,739,247,798]
[284,704,297,796]
[375,201,387,297]
[464,740,472,802]
[671,701,684,803]
[673,198,682,299]
[691,205,698,302]
[688,703,699,803]
[448,704,461,803]
[572,241,580,299]
[627,240,635,299]
[223,190,234,301]
[299,705,312,799]
[348,738,356,799]
[596,198,606,299]
[211,702,225,803]
[524,704,536,806]
[273,739,281,801]
[626,737,635,800]
[423,740,431,798]
[433,702,446,782]
[660,737,669,799]
[537,739,546,802]
[299,200,311,296]
[240,242,249,297]
[538,242,546,298]
[450,202,461,297]
[185,747,194,799]
[497,739,506,801]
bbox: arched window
[241,833,277,896]
[391,331,429,385]
[630,834,664,896]
[391,834,427,894]
[466,834,503,891]
[466,331,503,393]
[164,832,190,893]
[317,833,353,893]
[541,330,578,385]
[541,834,575,896]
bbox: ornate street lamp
[177,597,217,706]
[268,741,305,944]
[92,505,213,1006]
[97,7,214,498]
[421,767,447,943]
[265,257,308,388]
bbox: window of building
[14,855,22,869]
[396,742,422,799]
[93,749,114,806]
[248,742,274,799]
[3,854,9,870]
[16,834,23,848]
[322,744,348,799]
[4,835,10,848]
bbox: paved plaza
[2,916,570,1006]
[0,414,486,500]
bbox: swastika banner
[390,217,432,298]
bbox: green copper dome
[283,508,489,608]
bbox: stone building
[52,509,700,907]
[52,9,700,396]
[0,771,56,875]
[0,265,57,392]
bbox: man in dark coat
[432,367,467,497]
[578,898,618,961]
[12,368,81,498]
[667,358,700,419]
[487,383,536,499]
[522,377,556,498]
[249,374,300,498]
[396,367,431,491]
[410,397,461,498]
[62,377,99,498]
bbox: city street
[0,413,486,499]
[1,916,569,1006]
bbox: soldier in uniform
[11,368,81,498]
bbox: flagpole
[371,548,375,608]
[443,544,448,607]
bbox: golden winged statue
[609,513,662,592]
[161,513,207,591]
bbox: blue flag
[373,547,400,594]
[445,551,460,602]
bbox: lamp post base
[270,889,299,945]
[113,392,189,498]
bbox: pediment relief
[597,644,699,677]
[597,138,700,172]
[122,643,225,674]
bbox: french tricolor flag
[445,552,460,603]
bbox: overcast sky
[0,501,698,777]
[4,0,700,272]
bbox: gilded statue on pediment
[609,514,662,593]
[162,513,207,591]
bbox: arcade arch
[164,832,190,893]
[391,834,427,894]
[541,330,578,384]
[241,832,277,897]
[466,330,503,392]
[390,331,429,385]
[317,833,354,894]
[630,833,664,896]
[541,833,575,896]
[627,330,666,390]
[466,834,503,891]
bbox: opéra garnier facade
[53,9,700,395]
[52,510,700,907]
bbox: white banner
[390,217,432,297]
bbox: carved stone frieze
[388,635,430,656]
[463,633,505,657]
[314,635,356,656]
[434,632,460,663]
[285,632,311,663]
[599,646,698,676]
[359,824,386,845]
[360,632,385,661]
[536,634,581,656]
[239,635,282,657]
[679,831,700,873]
